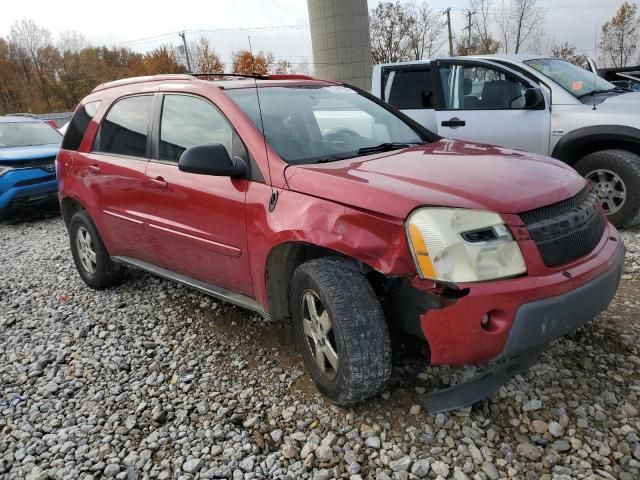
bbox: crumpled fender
[245,182,416,311]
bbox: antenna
[248,36,277,211]
[593,22,598,111]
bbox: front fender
[245,183,416,311]
[552,124,640,162]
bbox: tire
[290,257,392,405]
[574,149,640,228]
[69,210,124,289]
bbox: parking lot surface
[1,212,639,480]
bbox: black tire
[574,149,640,228]
[69,210,124,289]
[290,257,392,405]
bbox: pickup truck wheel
[69,210,124,289]
[290,258,392,405]
[574,149,640,228]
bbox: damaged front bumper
[416,229,625,413]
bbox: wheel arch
[265,241,383,322]
[60,195,89,228]
[552,125,640,165]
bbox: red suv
[57,73,625,411]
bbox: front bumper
[419,225,624,365]
[0,168,58,209]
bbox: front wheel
[574,149,640,228]
[290,258,392,405]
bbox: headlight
[406,208,526,283]
[0,166,13,176]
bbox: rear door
[433,59,550,154]
[380,64,438,132]
[143,93,253,296]
[83,94,156,262]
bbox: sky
[0,0,626,68]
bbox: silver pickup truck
[372,54,640,228]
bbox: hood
[0,144,60,163]
[284,139,585,220]
[599,91,640,107]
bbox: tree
[495,0,544,54]
[273,59,292,74]
[195,38,224,73]
[406,1,445,59]
[469,0,501,54]
[599,2,639,68]
[143,45,187,74]
[231,50,273,75]
[551,42,588,67]
[370,1,413,63]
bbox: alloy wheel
[76,226,97,275]
[301,290,339,380]
[586,168,627,215]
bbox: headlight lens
[0,166,13,176]
[406,208,526,282]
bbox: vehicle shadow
[0,200,61,226]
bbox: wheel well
[266,242,378,321]
[60,197,86,228]
[560,139,640,166]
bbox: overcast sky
[0,0,625,68]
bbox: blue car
[0,115,62,214]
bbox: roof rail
[191,72,268,79]
[7,113,39,118]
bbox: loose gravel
[1,212,639,480]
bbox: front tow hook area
[423,348,545,414]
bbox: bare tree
[469,0,501,54]
[599,2,639,68]
[195,38,224,73]
[370,1,413,63]
[9,19,55,109]
[494,0,544,54]
[58,31,89,54]
[406,1,446,60]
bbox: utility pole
[179,31,192,73]
[464,10,475,55]
[444,8,453,56]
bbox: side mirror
[178,143,247,178]
[524,87,545,109]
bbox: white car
[58,122,69,135]
[372,54,640,227]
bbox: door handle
[87,165,101,174]
[441,118,466,127]
[149,177,168,189]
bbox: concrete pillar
[307,0,372,90]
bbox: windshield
[0,122,62,148]
[225,85,426,164]
[524,58,616,97]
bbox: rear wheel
[574,149,640,228]
[69,210,124,288]
[290,258,392,405]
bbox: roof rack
[191,72,268,79]
[7,113,39,118]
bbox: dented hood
[284,139,586,220]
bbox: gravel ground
[1,210,639,480]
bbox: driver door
[433,59,550,154]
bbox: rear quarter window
[61,101,101,151]
[383,68,433,109]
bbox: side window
[95,95,153,157]
[441,64,528,110]
[383,68,433,109]
[62,101,101,151]
[160,95,233,163]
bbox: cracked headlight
[406,208,527,283]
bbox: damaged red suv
[57,73,625,412]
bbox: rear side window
[95,95,153,157]
[62,101,101,151]
[159,94,233,162]
[383,68,433,109]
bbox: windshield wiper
[315,152,359,163]
[357,141,425,155]
[577,87,623,99]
